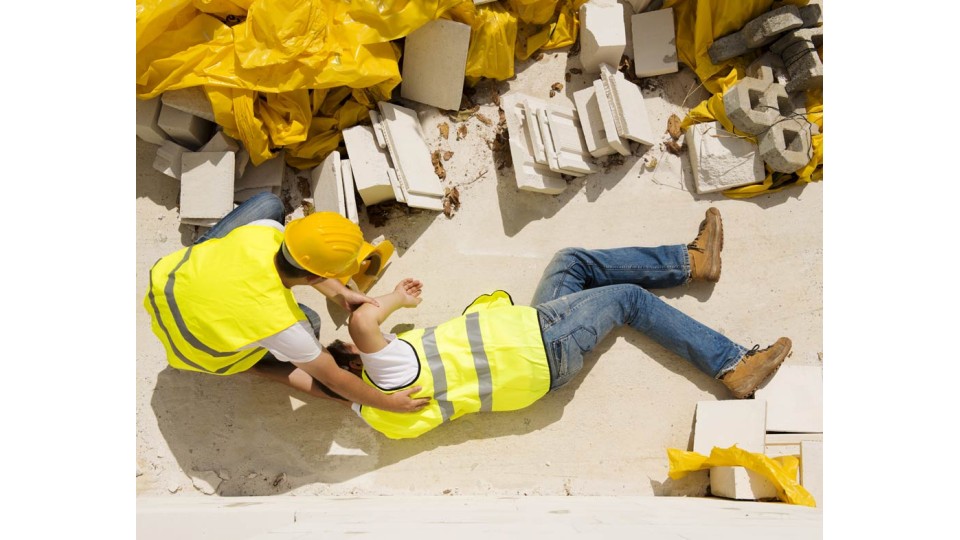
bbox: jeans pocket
[571,326,598,353]
[550,336,569,378]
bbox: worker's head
[327,339,363,377]
[278,212,363,280]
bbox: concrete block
[385,169,407,203]
[710,466,779,501]
[631,8,678,77]
[157,104,215,149]
[200,130,240,153]
[723,77,780,136]
[524,102,549,165]
[342,125,396,206]
[693,400,766,455]
[387,169,444,210]
[234,187,275,203]
[536,107,562,173]
[763,443,800,458]
[800,441,823,508]
[799,3,823,28]
[400,19,471,111]
[579,0,627,74]
[759,116,811,173]
[369,110,388,149]
[572,86,617,157]
[341,159,359,224]
[784,42,823,94]
[771,27,824,55]
[136,97,167,145]
[180,152,235,222]
[377,102,445,198]
[310,151,346,216]
[686,121,765,194]
[754,365,823,433]
[235,151,285,192]
[153,140,189,179]
[742,5,803,48]
[545,107,600,175]
[624,0,653,13]
[591,80,631,156]
[235,148,250,180]
[708,32,748,64]
[500,94,567,194]
[161,87,216,122]
[598,63,656,144]
[765,433,822,445]
[746,52,789,86]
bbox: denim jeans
[193,192,285,245]
[532,247,747,390]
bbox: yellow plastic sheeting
[508,0,559,25]
[514,0,586,60]
[449,2,519,82]
[667,446,816,507]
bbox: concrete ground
[136,46,822,499]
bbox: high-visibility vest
[143,224,307,375]
[359,290,550,439]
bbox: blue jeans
[532,247,747,390]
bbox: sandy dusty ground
[136,39,822,498]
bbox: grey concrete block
[746,52,788,85]
[783,41,823,93]
[136,97,168,145]
[200,130,240,153]
[799,3,823,28]
[708,32,748,64]
[180,152,236,222]
[157,104,215,149]
[770,27,823,55]
[161,87,216,123]
[742,5,803,48]
[723,77,780,136]
[153,140,189,179]
[759,116,812,173]
[235,151,285,191]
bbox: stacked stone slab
[771,27,823,93]
[341,125,397,206]
[572,86,618,158]
[708,4,818,65]
[579,0,626,74]
[500,94,567,194]
[598,63,656,145]
[518,96,600,178]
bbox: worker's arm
[349,278,423,354]
[249,360,351,404]
[312,278,380,312]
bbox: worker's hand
[386,386,430,413]
[337,289,380,312]
[394,278,423,308]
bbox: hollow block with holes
[759,116,812,173]
[722,77,781,136]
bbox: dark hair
[327,339,360,371]
[274,244,318,280]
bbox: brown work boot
[721,337,792,398]
[688,207,723,282]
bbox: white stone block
[136,97,167,145]
[686,121,765,193]
[180,152,235,222]
[157,103,215,149]
[500,94,567,195]
[693,400,767,455]
[599,63,656,144]
[235,151,285,192]
[524,103,548,165]
[234,187,274,203]
[580,0,627,74]
[764,433,823,445]
[710,466,779,501]
[764,443,800,458]
[369,110,388,149]
[342,125,396,206]
[591,80,631,156]
[153,140,189,179]
[400,19,472,111]
[572,86,617,158]
[536,107,564,174]
[161,87,216,122]
[545,108,600,175]
[754,365,823,433]
[200,131,240,153]
[631,8,679,77]
[385,169,407,203]
[800,441,823,508]
[341,159,359,224]
[377,102,445,198]
[387,170,443,210]
[310,151,346,216]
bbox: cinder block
[377,102,445,199]
[687,121,765,194]
[572,86,617,157]
[710,466,780,501]
[400,19,471,111]
[631,8,678,77]
[161,87,216,123]
[342,125,396,206]
[500,94,567,194]
[759,117,812,173]
[310,151,346,216]
[591,80,631,156]
[599,63,656,144]
[723,77,780,136]
[545,107,600,175]
[746,51,789,86]
[153,140,189,179]
[693,400,766,455]
[799,3,823,28]
[800,441,823,508]
[741,5,803,48]
[235,151,285,192]
[784,42,823,94]
[754,365,823,432]
[180,152,236,222]
[157,103,215,149]
[579,0,627,74]
[200,130,240,153]
[708,32,748,64]
[136,97,167,145]
[771,27,824,55]
[341,159,359,224]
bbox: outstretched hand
[394,278,423,308]
[387,385,430,412]
[337,289,380,312]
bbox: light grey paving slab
[400,19,471,111]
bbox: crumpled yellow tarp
[667,445,816,507]
[665,0,823,198]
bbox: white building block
[341,159,359,224]
[342,125,396,206]
[524,104,548,164]
[137,97,167,145]
[579,0,627,74]
[631,8,679,77]
[693,400,767,455]
[536,108,564,174]
[369,110,388,149]
[310,151,346,216]
[545,108,601,175]
[180,152,235,223]
[235,151,285,192]
[157,103,216,149]
[686,121,765,194]
[377,102,445,199]
[400,19,472,111]
[153,140,189,179]
[200,131,240,153]
[161,87,216,122]
[387,170,443,210]
[598,63,656,144]
[234,187,278,203]
[572,86,617,158]
[800,441,823,508]
[764,443,800,458]
[500,94,567,195]
[710,466,779,501]
[765,433,822,445]
[754,365,823,433]
[591,80,631,156]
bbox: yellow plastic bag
[667,445,816,507]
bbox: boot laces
[744,344,762,356]
[687,220,708,252]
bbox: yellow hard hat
[282,212,363,278]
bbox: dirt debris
[565,72,571,82]
[667,114,682,140]
[664,140,685,156]
[442,151,454,161]
[438,123,450,140]
[570,67,582,75]
[475,113,493,126]
[442,186,460,218]
[535,52,545,61]
[600,153,626,173]
[457,124,468,140]
[431,150,446,180]
[366,200,422,228]
[549,82,564,98]
[490,107,511,169]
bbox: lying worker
[143,192,428,414]
[325,208,792,439]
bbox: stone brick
[153,140,189,179]
[708,32,748,64]
[771,27,823,55]
[310,151,346,216]
[400,19,471,111]
[783,41,823,94]
[161,87,216,122]
[157,104,215,149]
[377,102,445,201]
[524,102,548,165]
[500,94,567,194]
[599,63,656,144]
[693,400,766,455]
[710,466,780,501]
[235,151,285,192]
[623,0,653,13]
[801,441,823,508]
[754,365,823,432]
[200,131,240,153]
[759,116,812,173]
[723,77,780,136]
[545,107,600,175]
[742,5,803,48]
[180,152,235,222]
[631,8,678,77]
[341,125,395,206]
[591,80,631,156]
[341,159,359,224]
[746,51,789,86]
[136,97,167,145]
[572,86,617,157]
[799,3,823,28]
[686,121,765,194]
[579,0,627,74]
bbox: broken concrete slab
[342,124,396,206]
[686,121,765,193]
[157,103,215,149]
[598,63,656,145]
[631,8,678,77]
[310,150,346,216]
[545,107,600,175]
[723,77,780,136]
[341,159,359,224]
[153,140,189,179]
[180,152,235,223]
[161,87,217,123]
[377,102,445,199]
[800,441,823,508]
[754,365,823,433]
[710,466,780,501]
[572,86,618,158]
[500,94,567,194]
[579,0,627,74]
[136,97,168,145]
[235,151,285,192]
[693,400,766,455]
[741,5,803,48]
[591,79,631,156]
[759,116,812,173]
[400,19,471,111]
[708,32,748,64]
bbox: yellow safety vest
[143,224,307,375]
[360,291,550,439]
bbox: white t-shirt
[351,333,419,415]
